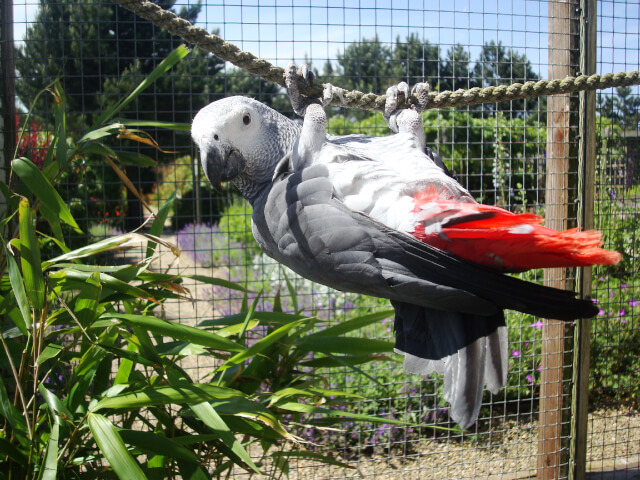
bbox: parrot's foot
[285,62,334,117]
[384,82,430,148]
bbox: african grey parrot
[191,64,620,429]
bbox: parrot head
[192,96,301,200]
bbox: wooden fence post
[539,1,577,478]
[570,0,597,478]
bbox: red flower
[15,114,51,170]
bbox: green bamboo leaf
[239,290,262,340]
[268,387,362,406]
[312,310,394,337]
[184,274,250,293]
[283,270,299,313]
[91,383,246,412]
[36,344,63,366]
[272,451,289,477]
[190,402,261,474]
[198,311,305,328]
[38,422,59,480]
[75,139,117,156]
[101,313,243,352]
[211,320,260,338]
[74,271,102,327]
[115,119,191,131]
[154,341,207,356]
[298,336,394,355]
[51,270,158,304]
[44,233,146,266]
[206,397,292,439]
[38,384,74,424]
[218,318,307,372]
[177,460,211,480]
[76,124,122,143]
[88,413,147,480]
[2,236,31,332]
[0,376,28,436]
[91,45,190,129]
[112,150,156,167]
[99,344,157,367]
[0,435,28,464]
[146,191,176,258]
[272,450,354,469]
[18,197,45,311]
[114,341,137,385]
[276,401,408,426]
[300,353,390,368]
[52,80,67,170]
[12,158,81,233]
[68,328,117,412]
[117,430,200,464]
[147,454,167,480]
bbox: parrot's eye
[213,134,219,141]
[243,113,251,125]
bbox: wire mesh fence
[1,0,639,478]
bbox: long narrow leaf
[190,402,261,474]
[146,191,176,258]
[0,376,28,438]
[298,336,394,355]
[91,45,190,128]
[2,237,31,332]
[0,436,28,464]
[51,270,159,304]
[218,318,307,371]
[18,197,44,311]
[52,80,67,170]
[117,430,200,464]
[91,383,246,412]
[112,150,156,167]
[104,156,153,215]
[185,274,250,293]
[44,233,146,266]
[177,460,211,480]
[12,158,81,233]
[88,413,147,480]
[38,422,59,480]
[311,310,394,337]
[272,450,354,469]
[102,313,243,352]
[74,271,102,327]
[115,119,191,131]
[276,401,409,426]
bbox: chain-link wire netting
[3,0,638,478]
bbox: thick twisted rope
[112,0,640,112]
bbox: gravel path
[277,407,639,479]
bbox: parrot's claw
[384,81,429,149]
[286,62,334,117]
[411,82,430,113]
[384,82,410,130]
[286,62,312,116]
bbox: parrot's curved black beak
[200,144,246,192]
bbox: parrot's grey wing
[252,163,597,321]
[252,163,497,314]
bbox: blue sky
[12,0,639,80]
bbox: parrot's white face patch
[192,101,264,158]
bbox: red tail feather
[411,191,622,272]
